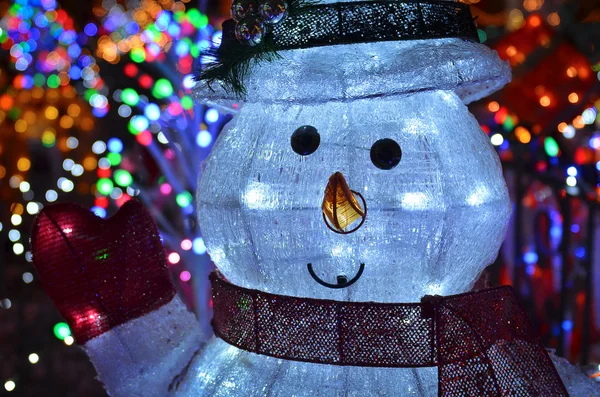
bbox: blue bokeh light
[107,138,124,153]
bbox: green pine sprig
[196,0,318,97]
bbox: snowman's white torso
[174,90,511,396]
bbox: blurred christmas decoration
[470,1,600,368]
[86,1,228,330]
[0,0,598,394]
[0,0,224,395]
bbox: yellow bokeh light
[523,0,544,12]
[540,96,551,107]
[557,122,567,132]
[515,126,532,144]
[508,9,525,31]
[45,106,59,120]
[14,119,27,133]
[83,156,98,171]
[488,101,500,112]
[506,46,517,57]
[60,115,74,129]
[42,130,56,146]
[11,202,24,215]
[568,92,579,104]
[566,66,578,78]
[573,116,585,129]
[67,104,81,117]
[17,158,31,172]
[548,12,560,26]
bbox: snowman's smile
[307,262,365,289]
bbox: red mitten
[31,201,202,397]
[31,200,176,343]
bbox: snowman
[30,0,599,396]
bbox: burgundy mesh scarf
[211,273,568,396]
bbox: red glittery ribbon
[211,272,568,396]
[31,200,175,344]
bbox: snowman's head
[197,90,511,302]
[196,0,511,302]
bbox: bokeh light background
[0,0,598,395]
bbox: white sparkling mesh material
[85,296,202,397]
[198,91,511,302]
[188,89,513,396]
[550,353,600,396]
[172,338,439,396]
[193,38,511,110]
[188,2,514,393]
[550,353,600,397]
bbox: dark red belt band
[210,272,567,396]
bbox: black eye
[370,138,402,170]
[291,125,320,155]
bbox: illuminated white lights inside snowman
[28,0,599,395]
[181,0,552,394]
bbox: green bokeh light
[53,322,71,340]
[114,170,133,187]
[153,79,173,99]
[97,178,114,195]
[121,88,139,106]
[34,73,46,87]
[544,137,559,157]
[187,9,202,28]
[107,152,122,167]
[478,29,487,43]
[130,47,146,63]
[42,132,56,147]
[502,115,515,131]
[176,191,193,207]
[8,108,21,120]
[47,74,60,88]
[127,122,141,135]
[84,88,97,101]
[181,96,193,110]
[190,44,199,58]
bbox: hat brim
[193,38,510,113]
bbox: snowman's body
[177,82,512,395]
[28,2,599,393]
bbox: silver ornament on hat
[235,16,266,46]
[259,0,288,25]
[231,0,259,22]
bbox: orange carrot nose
[321,172,366,234]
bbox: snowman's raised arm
[31,200,202,397]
